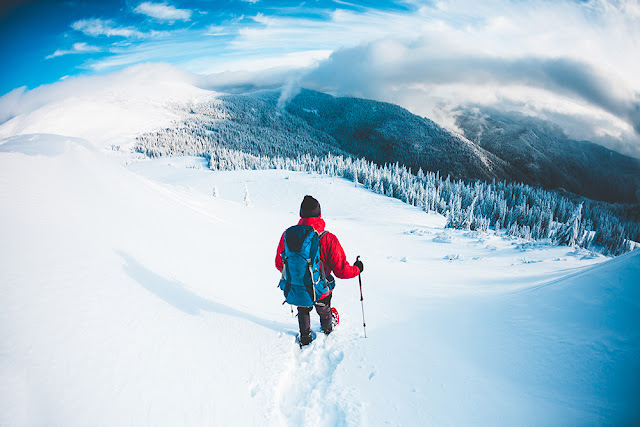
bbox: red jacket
[275,217,360,299]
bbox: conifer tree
[244,184,252,207]
[555,203,582,246]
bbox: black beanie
[300,195,321,218]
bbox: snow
[0,64,215,150]
[1,133,638,426]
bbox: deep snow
[1,133,638,426]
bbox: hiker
[275,195,364,346]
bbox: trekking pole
[356,256,367,338]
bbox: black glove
[354,259,364,273]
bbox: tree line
[135,113,638,256]
[198,145,637,256]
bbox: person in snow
[275,195,364,345]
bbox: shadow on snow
[118,250,295,336]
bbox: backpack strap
[317,230,328,283]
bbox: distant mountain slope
[455,109,640,203]
[280,89,526,183]
[136,92,351,159]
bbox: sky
[1,0,640,158]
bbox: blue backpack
[279,224,334,307]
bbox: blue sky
[0,0,409,94]
[1,0,639,157]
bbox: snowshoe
[323,308,340,335]
[331,307,340,327]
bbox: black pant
[297,293,332,335]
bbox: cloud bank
[301,39,640,138]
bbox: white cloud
[82,35,216,71]
[46,42,102,59]
[203,25,233,36]
[134,2,192,22]
[189,50,332,74]
[72,18,146,38]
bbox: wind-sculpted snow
[1,137,638,425]
[0,133,72,157]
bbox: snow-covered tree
[555,203,582,247]
[243,184,252,207]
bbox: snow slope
[1,133,638,426]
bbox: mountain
[136,88,639,204]
[455,109,640,204]
[137,89,528,183]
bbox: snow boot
[298,331,314,347]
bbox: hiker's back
[278,224,333,307]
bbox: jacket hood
[298,216,325,233]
